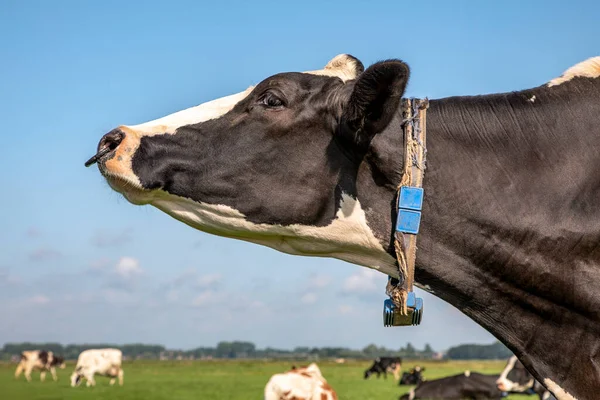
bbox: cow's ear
[341,60,409,147]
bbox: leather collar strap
[384,97,428,325]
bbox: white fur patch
[543,379,577,400]
[128,54,361,134]
[130,87,254,135]
[548,56,600,87]
[305,54,362,82]
[152,192,397,276]
[542,391,551,400]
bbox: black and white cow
[399,366,425,386]
[14,350,66,382]
[399,371,505,400]
[88,53,600,399]
[364,356,402,380]
[497,356,556,400]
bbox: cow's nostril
[84,129,126,167]
[98,129,125,153]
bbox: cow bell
[383,293,423,326]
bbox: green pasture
[1,359,535,399]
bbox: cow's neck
[359,81,600,400]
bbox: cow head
[51,356,66,369]
[496,356,535,393]
[87,54,410,275]
[70,368,83,387]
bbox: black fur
[38,351,48,365]
[399,373,504,400]
[398,367,424,385]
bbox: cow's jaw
[153,192,397,276]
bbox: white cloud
[308,274,331,289]
[192,290,220,307]
[196,273,222,289]
[301,292,318,305]
[28,295,50,305]
[342,269,380,294]
[0,269,21,287]
[339,305,353,315]
[115,257,142,279]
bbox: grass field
[1,360,535,399]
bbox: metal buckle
[383,293,423,326]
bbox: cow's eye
[260,93,285,108]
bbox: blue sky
[1,0,598,352]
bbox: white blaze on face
[126,54,361,135]
[543,379,577,400]
[153,192,397,276]
[130,87,255,135]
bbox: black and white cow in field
[400,356,556,400]
[399,371,505,400]
[399,366,425,386]
[87,52,600,399]
[496,356,556,400]
[364,356,402,380]
[14,350,66,382]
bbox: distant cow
[264,363,337,400]
[70,348,124,387]
[14,350,66,382]
[496,356,556,400]
[399,366,425,385]
[364,357,402,380]
[399,371,506,400]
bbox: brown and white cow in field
[264,363,337,400]
[70,348,124,387]
[87,52,600,400]
[14,350,66,382]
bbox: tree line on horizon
[0,341,511,361]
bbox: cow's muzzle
[85,129,125,167]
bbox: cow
[264,363,337,400]
[87,53,600,399]
[399,371,506,400]
[496,356,556,400]
[14,350,66,382]
[399,366,425,385]
[364,356,402,380]
[70,348,124,387]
